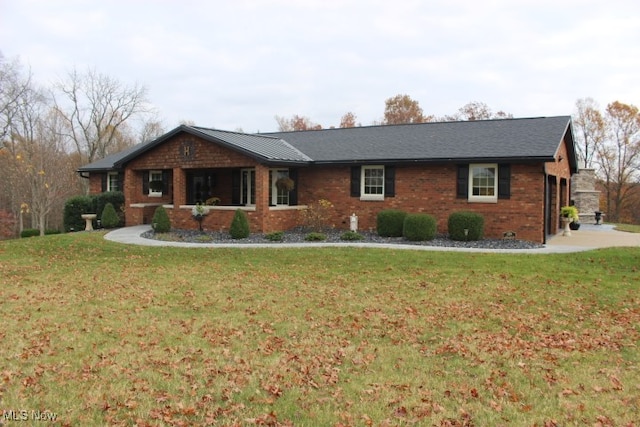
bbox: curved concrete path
[104,224,639,254]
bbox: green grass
[614,223,640,233]
[1,232,639,426]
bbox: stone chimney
[571,169,601,224]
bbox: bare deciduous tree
[573,98,606,169]
[0,53,31,143]
[54,67,151,164]
[10,84,78,235]
[441,102,513,122]
[275,114,322,131]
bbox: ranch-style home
[77,116,577,243]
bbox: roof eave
[309,156,556,166]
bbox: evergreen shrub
[229,209,250,239]
[95,192,124,225]
[20,228,40,238]
[448,211,484,241]
[402,213,437,241]
[100,203,120,229]
[265,231,284,242]
[376,209,407,237]
[63,195,94,232]
[151,206,171,233]
[340,230,364,241]
[304,232,326,241]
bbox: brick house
[77,116,577,243]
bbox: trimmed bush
[45,229,61,235]
[304,232,326,241]
[265,231,284,242]
[376,209,407,237]
[20,228,40,238]
[448,211,484,241]
[95,191,124,225]
[151,206,171,233]
[340,230,364,241]
[63,195,94,232]
[229,209,250,239]
[100,203,120,229]
[402,213,437,241]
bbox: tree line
[1,52,639,238]
[275,95,513,131]
[0,53,163,237]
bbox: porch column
[254,164,270,232]
[124,168,138,226]
[173,168,186,206]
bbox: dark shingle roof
[78,116,575,172]
[264,116,574,164]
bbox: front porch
[124,164,306,233]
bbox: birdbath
[81,214,97,231]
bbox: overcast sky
[1,0,639,133]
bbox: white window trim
[360,165,385,201]
[107,172,119,192]
[270,168,290,206]
[468,163,497,203]
[149,170,163,197]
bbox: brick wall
[297,163,547,242]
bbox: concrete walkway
[104,223,639,254]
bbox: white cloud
[1,0,639,131]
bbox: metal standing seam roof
[189,126,312,163]
[77,116,575,172]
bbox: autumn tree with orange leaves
[596,101,640,222]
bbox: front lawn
[1,232,638,426]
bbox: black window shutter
[384,166,395,197]
[142,171,149,195]
[231,169,241,205]
[288,168,298,206]
[101,174,107,192]
[350,166,361,197]
[117,172,124,192]
[498,164,511,199]
[162,170,170,195]
[456,165,469,199]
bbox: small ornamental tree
[151,206,171,233]
[229,209,250,239]
[100,203,120,229]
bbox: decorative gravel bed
[141,228,544,250]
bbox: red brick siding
[88,174,103,194]
[297,163,546,242]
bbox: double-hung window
[469,164,497,203]
[149,170,163,197]
[361,166,385,201]
[107,172,120,192]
